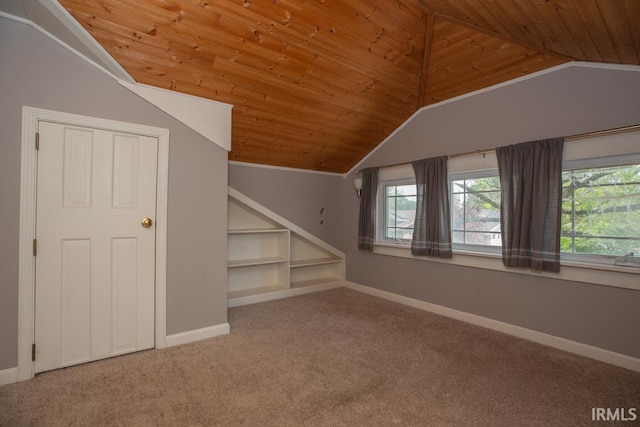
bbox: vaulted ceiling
[57,0,640,173]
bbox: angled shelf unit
[290,234,343,289]
[227,188,345,307]
[228,197,290,301]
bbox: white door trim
[18,106,169,382]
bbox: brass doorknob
[141,218,153,228]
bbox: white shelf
[228,257,288,268]
[228,229,289,266]
[227,188,344,307]
[290,258,342,268]
[228,285,288,299]
[228,228,288,235]
[291,277,342,289]
[227,261,289,293]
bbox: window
[370,132,640,289]
[561,157,640,263]
[372,129,640,273]
[379,179,416,243]
[447,155,640,266]
[450,171,501,253]
[375,156,639,267]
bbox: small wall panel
[111,238,138,353]
[112,134,140,209]
[63,128,93,208]
[61,239,91,365]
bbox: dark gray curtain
[411,156,452,258]
[358,167,378,251]
[496,137,564,272]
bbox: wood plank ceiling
[59,0,640,173]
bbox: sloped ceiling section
[56,1,640,173]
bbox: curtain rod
[448,123,640,160]
[360,123,640,172]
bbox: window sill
[372,242,640,291]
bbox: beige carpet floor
[1,287,639,426]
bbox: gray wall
[0,17,228,370]
[229,164,345,251]
[361,65,640,166]
[346,65,640,358]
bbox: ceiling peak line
[418,14,434,108]
[408,0,574,62]
[345,61,583,177]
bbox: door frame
[17,106,169,381]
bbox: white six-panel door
[34,121,158,373]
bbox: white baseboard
[343,281,640,373]
[165,323,230,347]
[0,367,18,386]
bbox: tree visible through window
[561,163,640,256]
[450,175,501,248]
[383,183,416,241]
[377,154,640,266]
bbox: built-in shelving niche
[227,188,345,307]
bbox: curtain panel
[411,156,452,258]
[496,137,565,272]
[357,167,378,251]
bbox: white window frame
[374,164,415,248]
[377,178,417,245]
[449,169,501,255]
[370,129,640,291]
[560,153,640,266]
